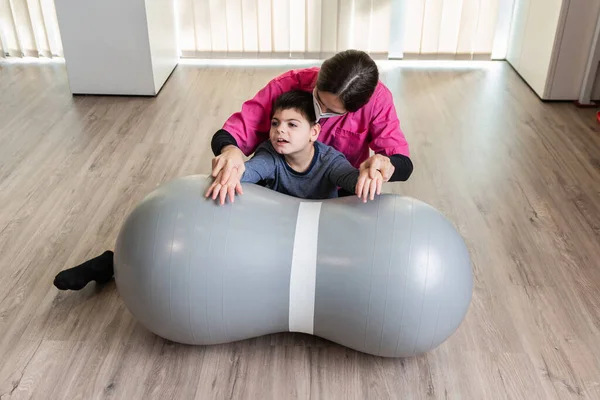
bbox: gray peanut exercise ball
[114,175,473,357]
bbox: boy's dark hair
[271,90,317,125]
[316,49,379,112]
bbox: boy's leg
[53,250,114,290]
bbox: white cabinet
[507,0,600,101]
[54,0,179,96]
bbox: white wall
[549,0,600,99]
[592,65,600,100]
[145,0,179,93]
[507,0,600,100]
[506,0,564,98]
[506,0,530,76]
[54,0,178,96]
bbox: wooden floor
[1,59,599,399]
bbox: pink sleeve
[368,85,410,158]
[221,76,288,156]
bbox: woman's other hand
[359,154,395,182]
[211,145,246,184]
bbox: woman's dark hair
[271,90,317,125]
[316,49,379,112]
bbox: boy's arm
[241,146,277,183]
[327,154,360,194]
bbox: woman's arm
[364,84,413,182]
[388,154,413,181]
[211,129,238,156]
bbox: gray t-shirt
[241,141,359,199]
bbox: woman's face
[313,89,347,121]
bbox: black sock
[53,250,114,290]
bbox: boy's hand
[207,145,245,205]
[355,169,383,203]
[205,175,244,205]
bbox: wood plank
[1,60,599,399]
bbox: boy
[205,90,383,204]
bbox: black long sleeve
[387,154,414,182]
[211,129,238,156]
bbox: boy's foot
[53,250,114,290]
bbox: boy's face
[269,108,320,155]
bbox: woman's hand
[206,145,246,201]
[355,169,384,203]
[211,145,246,184]
[358,154,395,182]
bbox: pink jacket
[222,67,410,168]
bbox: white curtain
[175,0,515,60]
[175,0,392,59]
[390,0,515,60]
[0,0,514,60]
[0,0,62,57]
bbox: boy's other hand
[205,175,243,205]
[207,145,245,204]
[355,169,383,203]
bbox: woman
[208,49,413,204]
[53,50,414,292]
